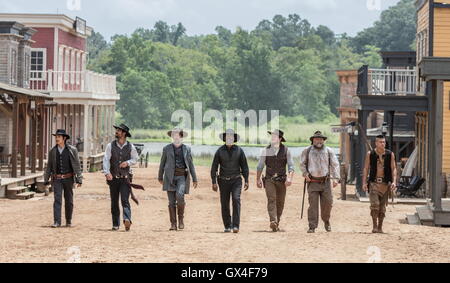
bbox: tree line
[88,0,416,129]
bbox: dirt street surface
[1,165,449,263]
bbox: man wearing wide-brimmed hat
[211,129,249,233]
[158,128,198,231]
[256,130,295,232]
[103,124,139,231]
[44,129,83,228]
[300,131,340,233]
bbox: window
[30,49,47,80]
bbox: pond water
[139,142,339,159]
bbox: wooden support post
[431,80,444,211]
[356,110,370,196]
[20,102,27,177]
[38,104,45,171]
[11,97,19,178]
[82,104,89,173]
[31,103,37,173]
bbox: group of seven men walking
[44,125,397,234]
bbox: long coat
[158,144,197,194]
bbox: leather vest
[110,141,132,178]
[369,149,393,183]
[265,144,288,177]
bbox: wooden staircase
[6,186,35,200]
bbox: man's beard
[173,139,182,145]
[314,143,324,149]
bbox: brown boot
[177,204,185,230]
[377,213,385,234]
[371,210,379,233]
[169,206,177,231]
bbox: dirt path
[0,165,449,263]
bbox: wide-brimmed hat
[220,129,240,143]
[113,124,132,138]
[268,129,286,143]
[168,128,188,138]
[310,131,328,143]
[52,129,70,140]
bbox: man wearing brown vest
[363,135,397,234]
[300,131,340,233]
[103,124,139,232]
[257,130,295,232]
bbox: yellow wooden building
[415,0,450,196]
[414,0,450,225]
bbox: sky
[0,0,403,40]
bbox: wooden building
[0,14,119,174]
[412,0,450,226]
[337,52,419,187]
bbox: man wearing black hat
[159,128,198,231]
[44,129,83,228]
[256,130,295,232]
[300,131,340,233]
[211,129,249,233]
[103,124,139,231]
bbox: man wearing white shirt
[103,124,139,231]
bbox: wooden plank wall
[434,3,450,173]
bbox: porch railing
[357,65,419,96]
[29,70,117,95]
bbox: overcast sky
[0,0,402,40]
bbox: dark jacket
[211,145,249,185]
[159,144,197,194]
[44,145,83,184]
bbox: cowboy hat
[52,129,70,140]
[113,124,132,138]
[167,128,188,138]
[268,129,286,143]
[219,129,240,143]
[310,131,328,143]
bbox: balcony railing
[29,70,117,95]
[357,65,420,96]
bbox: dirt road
[0,165,449,263]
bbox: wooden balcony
[29,70,118,100]
[356,65,428,112]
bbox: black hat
[268,129,286,143]
[310,131,328,143]
[52,129,70,140]
[168,128,188,138]
[220,129,240,143]
[113,124,132,138]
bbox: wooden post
[432,80,444,211]
[356,110,370,196]
[11,96,19,178]
[82,104,89,172]
[38,103,45,171]
[340,162,347,200]
[30,102,37,173]
[20,102,27,176]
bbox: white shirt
[300,146,340,179]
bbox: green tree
[351,0,416,53]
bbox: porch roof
[0,82,52,99]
